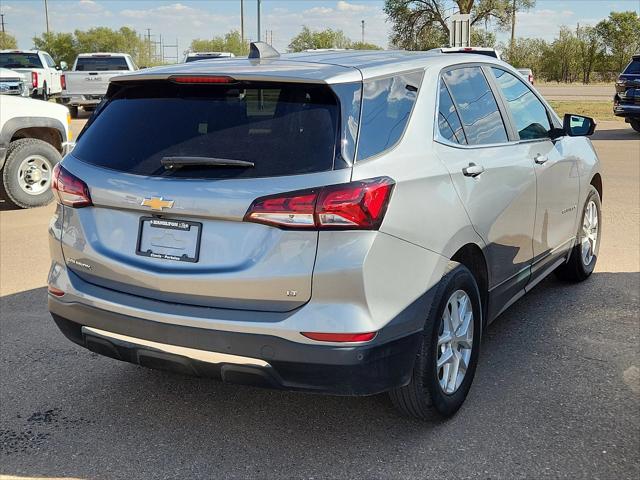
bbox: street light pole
[240,0,244,51]
[44,0,50,34]
[257,0,261,44]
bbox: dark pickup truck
[614,54,640,133]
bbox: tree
[351,41,383,50]
[33,32,77,66]
[508,0,535,49]
[385,0,528,50]
[576,24,601,84]
[471,29,496,48]
[288,27,352,52]
[596,11,640,74]
[190,31,249,56]
[502,37,546,71]
[0,32,18,49]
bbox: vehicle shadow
[1,271,638,478]
[0,199,21,211]
[591,125,639,140]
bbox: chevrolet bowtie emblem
[141,197,174,211]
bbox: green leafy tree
[471,29,496,47]
[190,31,249,56]
[0,32,18,49]
[576,25,601,84]
[32,32,78,65]
[350,41,383,50]
[595,11,640,73]
[288,27,352,52]
[502,37,547,70]
[384,0,533,50]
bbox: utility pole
[240,0,244,50]
[44,0,50,34]
[361,20,365,43]
[510,0,516,50]
[1,14,6,34]
[257,0,261,45]
[146,28,152,63]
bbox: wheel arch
[590,173,603,202]
[1,117,65,156]
[450,243,489,325]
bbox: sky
[1,0,639,56]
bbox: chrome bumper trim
[81,326,271,368]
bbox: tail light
[31,71,38,89]
[61,74,66,90]
[301,332,377,342]
[169,75,236,84]
[52,164,92,207]
[244,177,395,230]
[528,74,534,85]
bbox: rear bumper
[613,102,640,119]
[49,296,421,396]
[59,94,103,107]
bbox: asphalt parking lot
[0,121,638,479]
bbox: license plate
[136,217,202,263]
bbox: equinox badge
[141,197,174,211]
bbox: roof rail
[248,42,280,60]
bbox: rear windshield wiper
[161,156,255,170]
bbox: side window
[357,71,423,161]
[437,79,466,145]
[44,54,56,67]
[492,68,551,140]
[443,67,508,145]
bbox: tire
[1,138,61,208]
[68,105,79,119]
[630,119,640,133]
[390,263,482,420]
[555,185,601,282]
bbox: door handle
[462,163,485,178]
[534,153,548,165]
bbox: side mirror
[59,61,68,71]
[563,113,596,136]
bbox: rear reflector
[169,75,236,84]
[52,164,92,208]
[244,177,395,230]
[47,285,65,297]
[301,332,377,343]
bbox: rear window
[624,59,640,74]
[75,57,129,71]
[72,81,345,179]
[0,53,43,69]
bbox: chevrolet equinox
[48,44,603,419]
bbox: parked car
[48,44,602,420]
[184,52,235,63]
[613,54,640,133]
[0,49,64,100]
[517,68,534,85]
[439,47,502,60]
[0,67,29,96]
[0,95,73,208]
[60,53,138,118]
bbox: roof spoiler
[248,42,280,60]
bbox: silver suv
[48,44,602,419]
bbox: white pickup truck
[0,49,64,100]
[60,53,137,118]
[0,95,73,208]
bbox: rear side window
[357,71,423,160]
[75,57,129,71]
[492,68,550,140]
[72,81,342,179]
[443,67,508,145]
[624,59,640,74]
[437,79,466,144]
